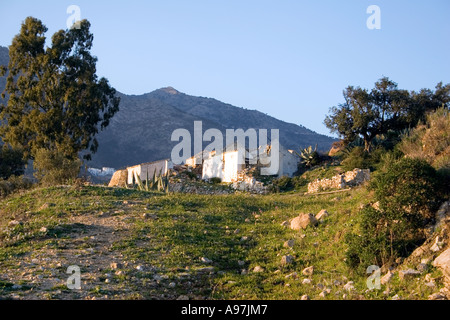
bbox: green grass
[0,184,445,300]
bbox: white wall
[202,154,224,180]
[127,159,172,184]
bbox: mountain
[89,87,336,168]
[0,45,336,169]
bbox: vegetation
[345,157,444,273]
[0,17,120,184]
[0,145,25,179]
[133,169,170,193]
[324,77,450,152]
[295,145,321,168]
[0,184,446,300]
[399,106,449,172]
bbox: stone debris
[307,168,370,193]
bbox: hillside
[0,45,336,169]
[0,184,447,300]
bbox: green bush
[210,177,222,184]
[33,148,82,186]
[371,157,444,224]
[0,175,33,198]
[345,157,444,273]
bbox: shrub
[340,146,371,171]
[399,107,449,171]
[345,157,444,273]
[210,177,222,184]
[33,148,82,186]
[0,175,33,198]
[371,157,443,224]
[0,146,26,179]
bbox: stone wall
[307,168,370,193]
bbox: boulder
[108,169,128,188]
[290,214,318,231]
[433,248,450,285]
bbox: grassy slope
[0,185,445,300]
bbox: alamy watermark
[66,265,81,290]
[171,121,280,175]
[66,5,81,29]
[367,5,381,30]
[366,265,381,290]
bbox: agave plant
[134,168,170,193]
[295,144,320,167]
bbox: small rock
[105,279,111,284]
[319,291,327,298]
[316,283,324,290]
[11,284,22,290]
[399,269,421,281]
[424,282,436,288]
[333,280,341,286]
[301,295,310,300]
[302,266,314,276]
[110,262,123,270]
[315,209,329,221]
[197,267,215,273]
[39,227,48,233]
[302,278,312,285]
[253,266,264,273]
[381,271,394,285]
[371,201,380,211]
[8,220,22,227]
[428,293,447,300]
[241,269,248,275]
[31,258,39,264]
[177,295,189,300]
[391,294,401,300]
[153,274,164,281]
[417,263,428,273]
[168,282,176,288]
[240,236,248,242]
[430,236,444,252]
[281,255,294,266]
[283,239,295,248]
[343,281,355,292]
[136,265,145,271]
[238,260,245,266]
[200,257,213,264]
[285,272,298,279]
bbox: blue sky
[0,0,449,136]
